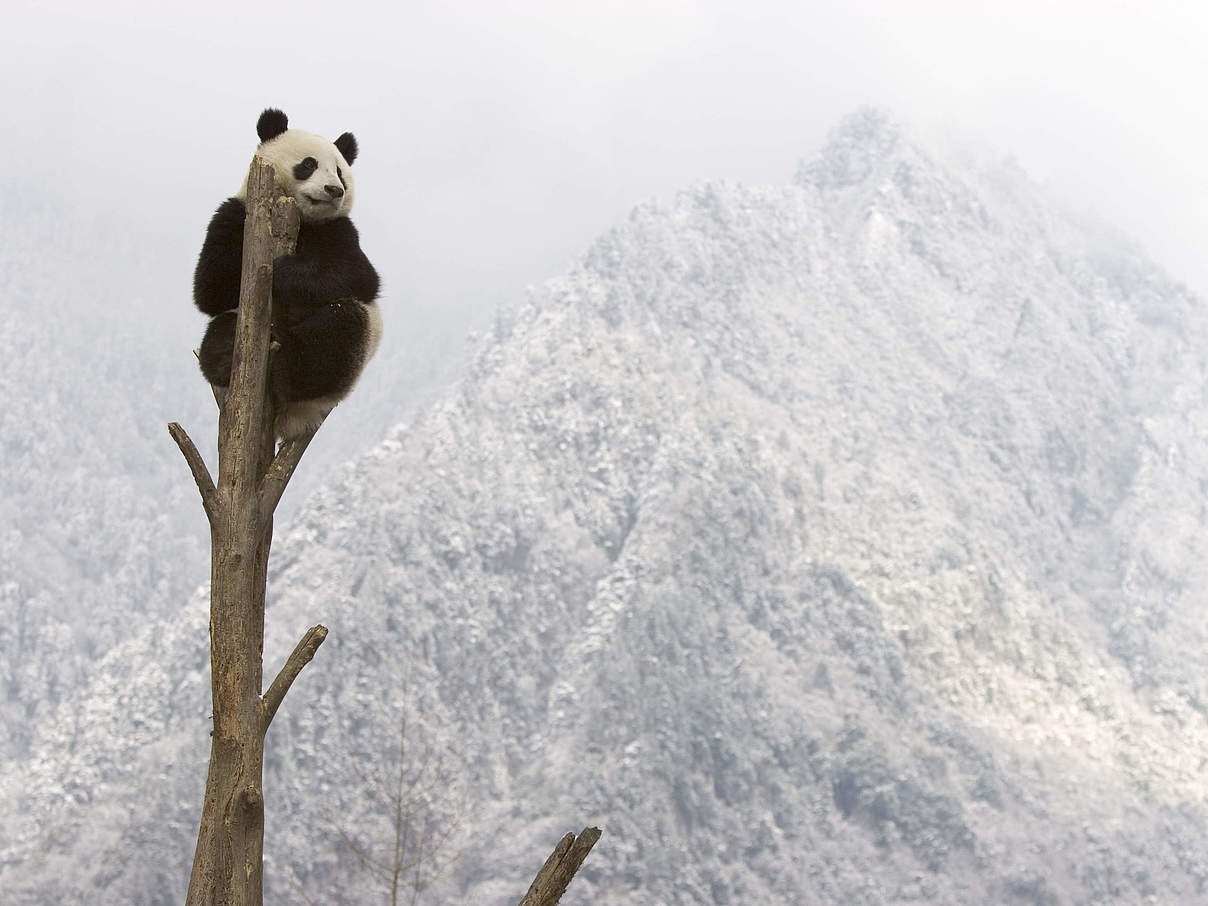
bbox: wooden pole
[171,157,327,906]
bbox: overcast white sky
[5,0,1206,345]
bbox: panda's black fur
[194,108,382,439]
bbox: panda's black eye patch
[337,166,346,188]
[293,157,319,180]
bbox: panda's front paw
[268,329,295,407]
[272,252,299,281]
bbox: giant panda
[194,108,382,440]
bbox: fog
[5,0,1205,358]
[3,0,1202,570]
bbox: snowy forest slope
[3,110,1208,904]
[0,193,210,761]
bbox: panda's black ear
[257,108,289,142]
[334,132,358,165]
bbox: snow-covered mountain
[4,109,1208,904]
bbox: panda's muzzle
[304,185,344,207]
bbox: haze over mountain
[3,110,1208,904]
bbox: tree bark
[174,157,326,906]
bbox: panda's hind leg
[198,311,238,387]
[270,302,372,440]
[274,301,370,402]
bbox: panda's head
[237,108,358,223]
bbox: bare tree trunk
[172,157,601,906]
[171,157,328,906]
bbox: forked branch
[518,826,602,906]
[262,624,329,733]
[258,425,323,525]
[168,421,217,524]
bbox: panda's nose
[324,184,345,199]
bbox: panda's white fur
[237,128,356,223]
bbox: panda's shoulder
[201,198,247,248]
[210,197,247,227]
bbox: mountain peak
[797,106,909,190]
